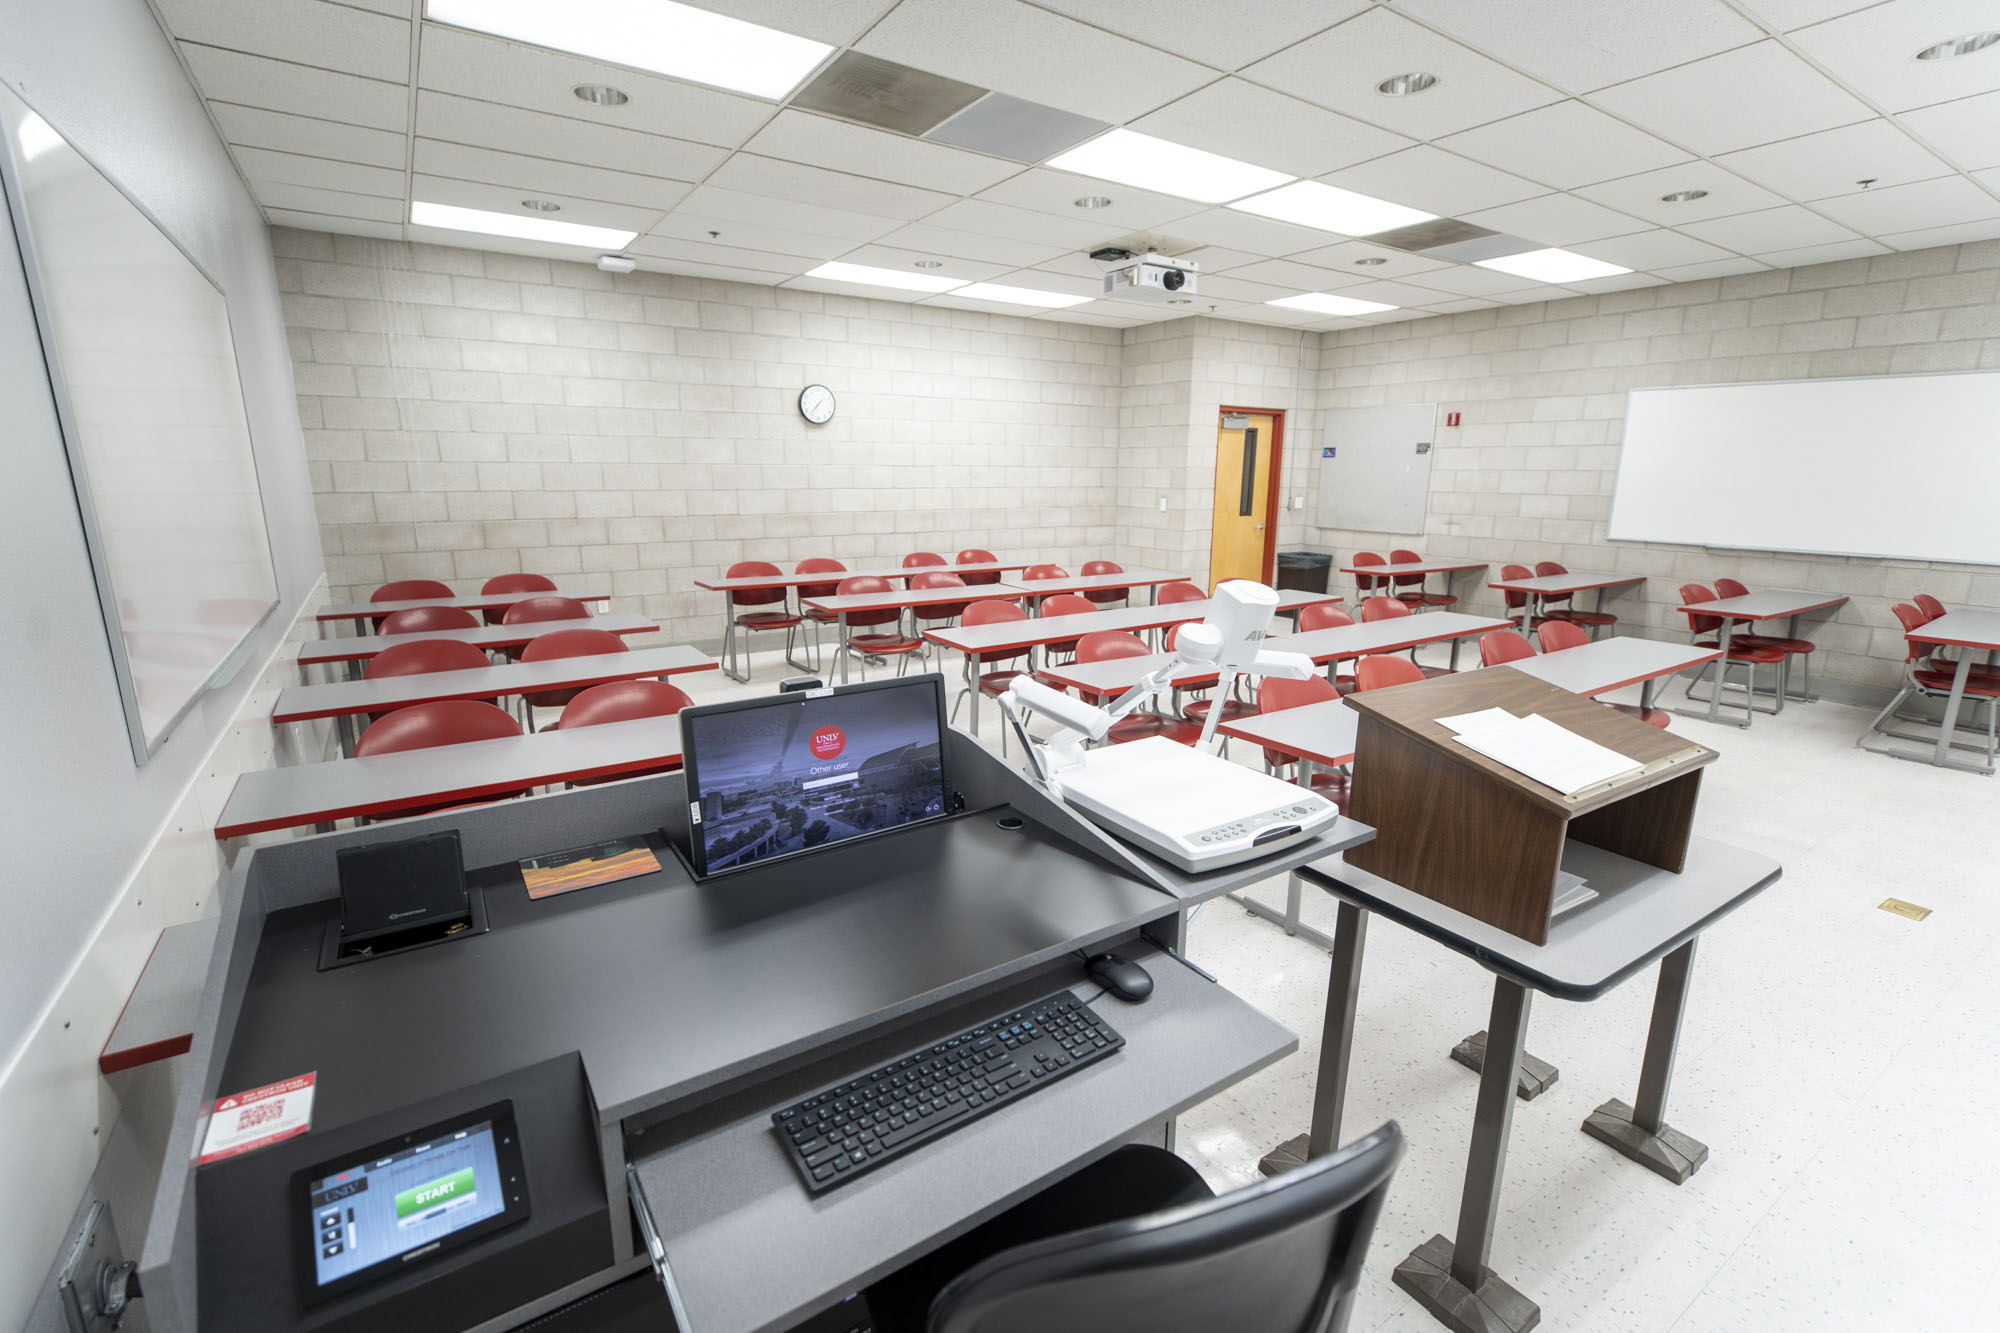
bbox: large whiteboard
[1609,372,2000,565]
[0,85,277,760]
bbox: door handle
[1255,524,1265,530]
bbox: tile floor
[682,628,1998,1333]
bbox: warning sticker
[198,1072,316,1164]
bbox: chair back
[1041,594,1098,619]
[1499,563,1533,613]
[1891,603,1933,663]
[962,599,1029,665]
[1358,596,1410,623]
[929,1123,1404,1333]
[521,627,627,662]
[835,575,901,629]
[1257,675,1338,712]
[1389,548,1426,592]
[1022,564,1068,581]
[1714,577,1749,599]
[1299,603,1354,633]
[372,579,453,603]
[379,605,480,635]
[1913,593,1946,620]
[364,638,491,679]
[910,570,970,624]
[1075,631,1150,664]
[1678,584,1721,638]
[557,679,691,728]
[956,548,1002,585]
[1534,561,1567,577]
[480,573,558,623]
[1479,631,1535,666]
[725,561,786,609]
[1355,655,1425,691]
[1080,560,1126,605]
[1537,621,1590,653]
[904,552,948,568]
[503,595,592,625]
[1157,582,1206,605]
[1352,551,1387,593]
[355,701,520,756]
[797,557,847,601]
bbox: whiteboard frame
[0,87,278,764]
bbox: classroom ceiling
[146,0,2000,330]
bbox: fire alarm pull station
[1446,411,1461,427]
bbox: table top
[215,715,686,838]
[1218,698,1360,768]
[802,582,1028,614]
[1302,836,1781,1000]
[694,561,1027,592]
[1499,636,1721,697]
[1340,559,1489,577]
[1016,569,1187,595]
[1034,650,1222,700]
[270,644,714,723]
[297,614,658,665]
[1488,571,1646,595]
[1682,590,1849,621]
[1277,611,1515,664]
[920,589,1340,656]
[317,588,611,620]
[1906,609,2000,650]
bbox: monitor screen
[680,675,952,877]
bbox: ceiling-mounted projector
[1100,251,1197,302]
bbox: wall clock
[799,384,835,424]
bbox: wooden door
[1209,410,1279,588]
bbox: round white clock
[798,384,835,424]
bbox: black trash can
[1273,551,1332,594]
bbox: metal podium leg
[1395,977,1541,1333]
[1449,1029,1560,1101]
[1258,899,1366,1177]
[1582,939,1709,1183]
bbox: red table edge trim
[271,659,715,723]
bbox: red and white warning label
[197,1072,316,1164]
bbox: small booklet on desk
[519,838,662,899]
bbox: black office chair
[866,1122,1404,1333]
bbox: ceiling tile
[869,221,1071,267]
[265,208,405,239]
[1679,204,1862,251]
[1221,259,1366,292]
[646,210,858,261]
[1730,1,1883,31]
[1876,215,2000,251]
[855,0,1217,124]
[1588,41,1874,156]
[1788,0,2000,112]
[234,145,404,197]
[1027,0,1364,71]
[1650,256,1772,282]
[1131,79,1413,179]
[210,103,407,170]
[1560,271,1669,294]
[155,0,409,82]
[1189,273,1297,305]
[1460,193,1649,246]
[1393,264,1544,297]
[834,245,1015,282]
[703,152,962,220]
[1898,91,2000,171]
[1716,120,1961,200]
[1334,279,1461,306]
[254,181,404,223]
[1811,175,2000,234]
[416,92,725,181]
[782,274,932,303]
[915,199,1116,250]
[1419,297,1502,313]
[1574,161,1788,225]
[1161,206,1340,258]
[976,168,1205,231]
[409,175,663,234]
[1395,0,1763,93]
[677,0,899,46]
[1284,238,1452,280]
[673,186,908,244]
[1242,8,1563,141]
[180,45,408,132]
[1438,101,1690,190]
[1569,228,1736,270]
[413,140,693,212]
[742,110,1023,196]
[1751,238,1891,266]
[1315,146,1545,218]
[624,235,807,276]
[637,257,789,286]
[415,26,770,150]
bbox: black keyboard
[773,990,1125,1193]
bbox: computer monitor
[678,674,953,878]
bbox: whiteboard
[1315,403,1436,535]
[0,86,277,761]
[1609,373,2000,565]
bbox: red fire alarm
[1446,411,1461,427]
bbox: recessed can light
[1376,72,1438,96]
[1915,31,1999,60]
[913,259,944,269]
[573,83,631,106]
[1659,189,1709,203]
[1074,195,1113,209]
[1354,256,1388,266]
[521,198,562,212]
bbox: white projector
[1101,252,1198,302]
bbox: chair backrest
[725,560,786,608]
[1678,583,1721,637]
[911,571,966,590]
[904,552,948,568]
[1499,563,1533,611]
[1157,581,1206,605]
[797,557,848,600]
[1389,548,1425,591]
[1534,561,1567,577]
[1714,577,1749,599]
[835,575,901,629]
[364,638,492,679]
[1536,621,1590,653]
[1355,655,1425,691]
[1358,596,1410,623]
[502,595,592,625]
[1081,560,1123,576]
[1298,603,1355,632]
[371,579,453,603]
[1479,630,1535,666]
[379,605,480,635]
[1075,631,1150,663]
[1022,564,1068,581]
[555,679,691,729]
[1913,593,1946,620]
[1352,551,1386,592]
[929,1123,1404,1333]
[481,573,557,596]
[963,600,1027,627]
[911,570,969,623]
[955,549,1002,585]
[354,700,521,756]
[1258,674,1338,712]
[1891,602,1933,661]
[520,627,627,663]
[1041,594,1098,619]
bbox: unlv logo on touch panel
[809,726,846,759]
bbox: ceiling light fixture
[597,254,637,273]
[952,282,1092,308]
[1074,196,1113,209]
[913,259,945,269]
[1230,180,1436,237]
[1354,256,1389,266]
[520,198,562,212]
[1376,72,1438,96]
[1475,248,1631,284]
[1915,32,1999,60]
[573,83,630,106]
[1047,128,1293,205]
[1267,292,1398,317]
[805,261,963,293]
[411,200,637,249]
[1659,189,1709,203]
[425,0,833,100]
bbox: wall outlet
[1291,496,1304,510]
[1157,497,1167,512]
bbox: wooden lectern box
[1344,668,1717,945]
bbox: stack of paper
[1552,870,1597,916]
[1437,709,1643,798]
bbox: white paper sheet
[1452,713,1642,798]
[1552,871,1597,916]
[1436,707,1519,736]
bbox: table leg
[1394,977,1541,1333]
[1449,635,1462,671]
[1230,806,1341,951]
[1641,676,1657,713]
[1582,939,1709,1183]
[838,613,851,684]
[968,652,982,735]
[336,711,358,759]
[1933,651,1972,765]
[719,597,745,684]
[1258,898,1367,1177]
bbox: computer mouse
[1085,953,1153,1003]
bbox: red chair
[379,605,481,636]
[720,561,803,681]
[955,548,1002,586]
[1390,548,1453,610]
[909,570,971,664]
[1359,597,1410,623]
[1157,582,1206,604]
[1039,592,1100,663]
[950,601,1037,754]
[499,594,593,661]
[1354,656,1425,691]
[553,679,692,784]
[1253,674,1349,812]
[519,626,629,721]
[1351,551,1390,600]
[796,557,849,671]
[833,576,923,679]
[1536,561,1616,638]
[1498,563,1543,631]
[1080,559,1126,607]
[1020,563,1069,612]
[1479,630,1536,666]
[1537,621,1668,727]
[1299,604,1354,632]
[1860,604,2000,757]
[369,579,455,629]
[364,638,493,718]
[1678,584,1787,719]
[1074,632,1202,746]
[1914,593,1947,620]
[480,573,558,624]
[1168,624,1256,729]
[904,552,948,568]
[353,701,528,815]
[1713,577,1819,698]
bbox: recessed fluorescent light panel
[411,200,637,249]
[805,261,963,293]
[1230,181,1435,238]
[1266,293,1398,317]
[424,0,832,100]
[1047,128,1292,205]
[1475,248,1631,283]
[951,283,1091,308]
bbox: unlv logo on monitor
[809,726,846,759]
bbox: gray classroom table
[1342,558,1488,607]
[316,588,612,633]
[1868,608,2000,774]
[295,613,659,678]
[1677,590,1847,726]
[801,583,1028,683]
[1016,569,1188,605]
[1488,571,1645,629]
[1501,635,1722,713]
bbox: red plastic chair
[1359,597,1411,623]
[909,570,971,662]
[1351,551,1390,599]
[1299,603,1354,632]
[1678,584,1787,719]
[1712,577,1818,694]
[955,548,1002,586]
[1080,559,1126,607]
[1480,630,1536,666]
[1039,592,1100,663]
[795,557,849,670]
[1537,560,1616,637]
[499,594,593,661]
[352,701,529,815]
[833,576,923,679]
[1023,564,1068,581]
[553,679,691,784]
[1075,632,1202,746]
[364,638,494,717]
[720,561,803,681]
[480,573,558,624]
[1157,582,1206,604]
[369,579,455,629]
[950,601,1037,754]
[379,605,481,636]
[1355,656,1425,691]
[903,552,948,568]
[1253,674,1350,812]
[1914,593,1947,620]
[1390,548,1452,610]
[1499,563,1542,630]
[519,626,629,719]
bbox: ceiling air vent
[926,92,1110,163]
[1364,217,1537,264]
[791,51,986,136]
